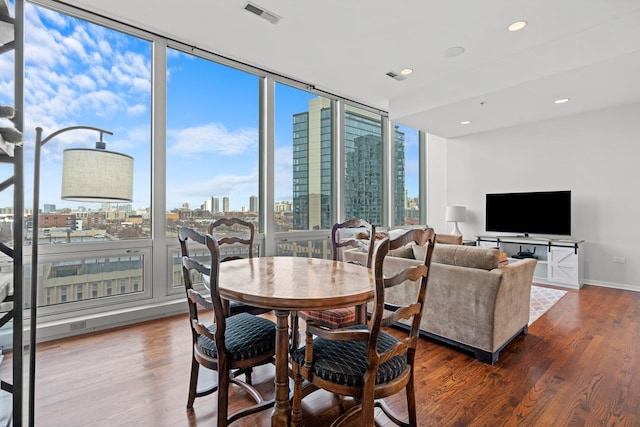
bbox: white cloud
[127,104,148,116]
[167,172,258,209]
[98,40,113,56]
[0,55,13,86]
[73,74,97,91]
[169,123,258,156]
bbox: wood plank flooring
[4,284,640,426]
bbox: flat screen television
[485,190,571,236]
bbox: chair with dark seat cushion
[297,218,376,329]
[290,228,436,426]
[178,226,275,426]
[208,217,270,316]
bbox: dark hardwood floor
[4,284,639,426]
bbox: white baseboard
[583,280,640,292]
[0,299,188,349]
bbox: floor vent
[70,320,87,331]
[244,2,281,24]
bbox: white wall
[427,102,640,291]
[425,133,448,231]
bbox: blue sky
[1,2,420,212]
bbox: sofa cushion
[435,234,463,245]
[389,244,415,259]
[413,244,500,271]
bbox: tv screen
[485,190,571,236]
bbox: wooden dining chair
[297,218,376,329]
[177,226,276,426]
[290,228,436,427]
[208,217,270,316]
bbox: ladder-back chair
[290,228,436,426]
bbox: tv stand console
[476,235,584,289]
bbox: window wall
[22,2,152,243]
[19,1,153,317]
[165,48,260,289]
[13,0,428,335]
[165,48,260,237]
[343,105,386,226]
[273,84,335,258]
[394,124,422,226]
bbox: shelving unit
[477,235,584,289]
[1,0,27,424]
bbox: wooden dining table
[215,256,375,427]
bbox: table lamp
[445,205,466,236]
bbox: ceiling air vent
[244,2,282,24]
[386,71,407,81]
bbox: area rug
[529,285,567,325]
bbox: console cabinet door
[547,246,579,286]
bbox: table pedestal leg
[271,309,291,426]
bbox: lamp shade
[445,205,467,222]
[61,148,134,202]
[0,0,13,47]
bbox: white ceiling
[64,0,640,138]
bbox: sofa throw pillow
[499,252,509,266]
[415,244,500,270]
[412,243,427,261]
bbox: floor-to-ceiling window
[19,2,153,313]
[273,84,335,258]
[165,47,260,287]
[393,124,422,226]
[343,105,386,226]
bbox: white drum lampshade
[61,148,134,202]
[0,0,14,47]
[445,205,467,236]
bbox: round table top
[214,256,375,311]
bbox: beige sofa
[345,243,537,364]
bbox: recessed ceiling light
[554,98,570,104]
[460,120,472,125]
[443,46,465,58]
[400,68,413,75]
[508,21,527,32]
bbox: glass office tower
[293,98,405,229]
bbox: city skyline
[1,2,419,214]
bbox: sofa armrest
[416,258,536,353]
[491,258,537,347]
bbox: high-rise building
[292,98,405,229]
[43,204,56,212]
[274,200,292,212]
[212,196,219,213]
[222,196,230,213]
[203,198,212,212]
[249,195,258,212]
[292,98,333,230]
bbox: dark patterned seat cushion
[197,312,276,361]
[292,325,407,387]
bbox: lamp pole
[30,125,113,422]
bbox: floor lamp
[30,125,133,421]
